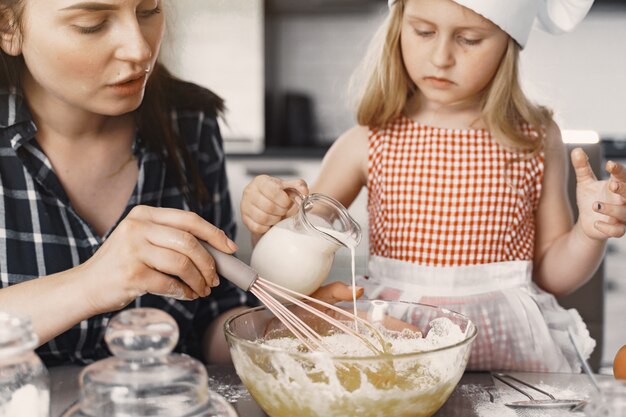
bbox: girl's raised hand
[240,175,309,236]
[80,206,238,315]
[571,148,626,240]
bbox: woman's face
[6,0,164,116]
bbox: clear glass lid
[75,308,233,417]
[0,312,38,359]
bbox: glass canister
[250,189,362,295]
[0,312,49,417]
[585,379,626,417]
[62,308,237,417]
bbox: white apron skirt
[358,255,595,372]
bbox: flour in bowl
[261,316,465,357]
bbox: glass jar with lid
[62,308,237,417]
[0,312,50,417]
[584,379,626,416]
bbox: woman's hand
[80,205,237,315]
[240,175,309,239]
[571,148,626,240]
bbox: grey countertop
[51,365,610,417]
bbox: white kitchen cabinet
[226,157,369,283]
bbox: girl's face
[3,0,164,116]
[400,0,509,109]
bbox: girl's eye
[138,6,161,18]
[414,29,434,38]
[459,37,482,46]
[75,22,106,34]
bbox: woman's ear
[0,11,22,56]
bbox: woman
[0,0,259,366]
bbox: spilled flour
[207,375,251,404]
[458,381,586,417]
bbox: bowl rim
[223,300,478,361]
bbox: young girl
[241,0,626,371]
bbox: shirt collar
[0,88,38,150]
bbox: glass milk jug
[62,308,237,417]
[0,312,49,417]
[250,189,362,295]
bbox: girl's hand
[240,175,309,236]
[309,281,364,303]
[571,148,626,240]
[80,205,237,314]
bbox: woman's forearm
[534,222,606,296]
[0,266,99,345]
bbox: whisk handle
[201,242,258,291]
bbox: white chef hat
[388,0,594,48]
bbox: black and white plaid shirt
[0,89,257,366]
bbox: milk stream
[316,227,359,332]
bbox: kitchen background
[161,0,626,373]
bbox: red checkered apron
[360,115,595,372]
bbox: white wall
[521,7,626,138]
[161,0,265,153]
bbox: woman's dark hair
[0,1,223,207]
[137,63,224,206]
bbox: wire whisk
[203,243,387,355]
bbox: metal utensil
[568,327,601,392]
[202,243,387,354]
[567,327,601,412]
[493,373,585,409]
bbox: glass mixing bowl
[225,300,477,417]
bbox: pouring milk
[250,192,361,299]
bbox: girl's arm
[311,125,369,207]
[533,123,625,295]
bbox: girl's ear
[0,11,22,57]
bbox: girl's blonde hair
[352,0,552,152]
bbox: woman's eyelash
[139,6,161,17]
[74,6,160,34]
[76,22,106,34]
